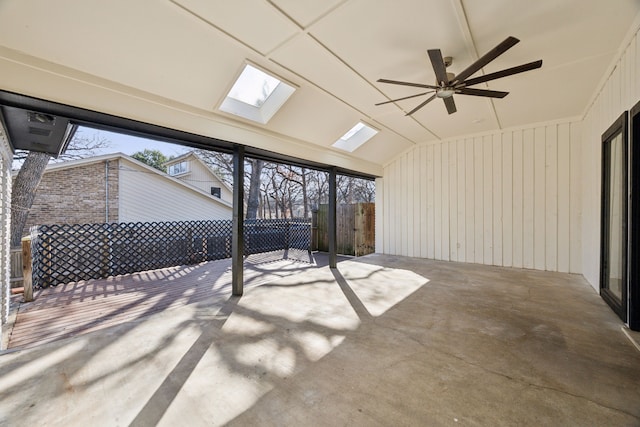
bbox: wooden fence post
[21,236,33,302]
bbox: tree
[131,149,171,172]
[195,149,264,219]
[10,130,110,247]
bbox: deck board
[8,252,318,349]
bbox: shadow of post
[128,296,241,427]
[331,268,372,321]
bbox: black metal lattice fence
[31,218,311,288]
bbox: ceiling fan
[376,36,542,115]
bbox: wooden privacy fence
[10,247,23,288]
[313,203,375,256]
[29,218,311,289]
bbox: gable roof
[164,151,233,194]
[31,152,233,209]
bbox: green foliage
[131,149,171,172]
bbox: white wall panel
[492,133,503,266]
[580,26,640,289]
[512,131,524,268]
[557,123,571,273]
[381,119,582,273]
[501,132,513,267]
[474,138,484,264]
[448,142,458,261]
[434,144,443,260]
[456,140,465,262]
[523,129,535,269]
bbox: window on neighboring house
[211,187,221,198]
[168,161,188,176]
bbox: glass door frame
[600,111,628,322]
[629,102,640,331]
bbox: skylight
[332,122,378,152]
[228,65,280,107]
[219,64,295,124]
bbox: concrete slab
[1,254,639,426]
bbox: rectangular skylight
[220,64,295,124]
[332,122,378,152]
[227,65,280,107]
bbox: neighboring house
[17,153,233,237]
[164,152,232,204]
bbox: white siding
[171,155,233,204]
[581,23,640,290]
[118,158,232,223]
[379,120,582,273]
[0,127,12,347]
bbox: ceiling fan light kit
[377,36,542,115]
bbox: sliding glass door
[600,112,628,322]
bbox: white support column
[0,126,12,349]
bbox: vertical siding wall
[581,23,640,289]
[118,159,232,222]
[379,121,582,273]
[0,127,11,347]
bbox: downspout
[105,160,109,222]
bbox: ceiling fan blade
[427,49,449,85]
[375,91,435,106]
[406,93,437,116]
[458,88,509,98]
[443,97,457,114]
[462,60,543,87]
[377,78,440,90]
[452,36,520,84]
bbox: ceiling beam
[449,0,502,129]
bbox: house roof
[164,151,233,194]
[0,1,639,176]
[28,152,233,209]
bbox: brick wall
[21,158,119,236]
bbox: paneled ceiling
[0,0,638,176]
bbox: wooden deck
[7,251,319,350]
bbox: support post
[21,237,33,302]
[328,167,337,268]
[232,145,245,296]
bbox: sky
[84,127,190,158]
[10,126,191,170]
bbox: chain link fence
[31,218,311,288]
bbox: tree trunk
[11,151,51,247]
[246,159,263,219]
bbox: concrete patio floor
[1,254,639,426]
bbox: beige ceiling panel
[371,111,437,144]
[350,133,415,165]
[0,0,246,111]
[463,0,639,68]
[271,35,386,116]
[270,0,345,28]
[172,0,300,55]
[266,86,361,148]
[461,0,639,126]
[493,55,607,128]
[406,95,499,140]
[309,0,469,87]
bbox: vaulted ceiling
[0,0,638,176]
